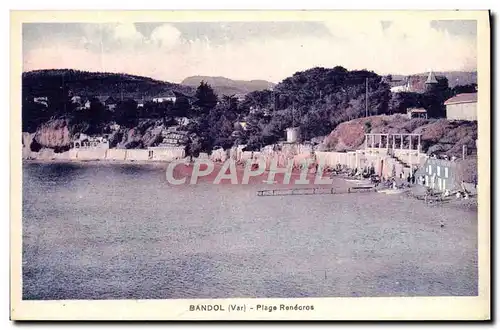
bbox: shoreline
[22,158,477,211]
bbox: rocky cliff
[30,119,72,152]
[26,118,181,153]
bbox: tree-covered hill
[22,66,476,156]
[22,69,195,100]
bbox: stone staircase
[388,152,412,177]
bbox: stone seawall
[123,149,149,161]
[22,143,427,179]
[149,147,185,161]
[76,149,108,160]
[106,149,127,161]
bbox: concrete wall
[150,147,186,161]
[446,102,477,121]
[106,149,127,161]
[315,151,357,168]
[125,149,149,161]
[53,151,70,160]
[69,149,79,160]
[76,149,108,160]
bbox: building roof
[425,71,438,84]
[94,96,117,103]
[444,93,478,105]
[153,90,176,98]
[407,108,427,113]
[405,72,445,93]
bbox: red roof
[444,93,477,105]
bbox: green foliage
[194,81,218,113]
[22,69,194,100]
[23,66,467,153]
[115,99,139,128]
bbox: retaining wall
[106,149,127,161]
[150,148,186,161]
[69,149,79,160]
[53,151,70,160]
[76,149,108,160]
[125,149,149,161]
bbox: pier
[257,186,376,197]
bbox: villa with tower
[390,70,443,94]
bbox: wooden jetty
[257,186,376,197]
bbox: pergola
[364,133,422,153]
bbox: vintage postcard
[10,10,490,320]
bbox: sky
[22,19,477,84]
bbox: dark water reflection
[22,162,478,300]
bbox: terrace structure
[363,133,425,177]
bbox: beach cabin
[420,158,457,192]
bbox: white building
[444,93,477,121]
[33,96,49,107]
[390,85,409,93]
[71,134,110,149]
[407,108,428,119]
[152,91,177,104]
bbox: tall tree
[115,99,139,128]
[194,81,218,113]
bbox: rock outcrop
[323,114,477,157]
[32,118,72,151]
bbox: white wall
[76,149,108,160]
[53,151,70,160]
[106,149,127,161]
[446,102,477,121]
[150,147,186,161]
[125,149,149,161]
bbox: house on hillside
[444,92,477,121]
[104,96,118,110]
[71,95,90,110]
[94,96,118,111]
[33,96,49,107]
[134,97,146,108]
[407,108,428,119]
[71,134,110,150]
[390,71,443,94]
[233,94,246,102]
[153,91,177,104]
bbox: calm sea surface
[22,162,478,299]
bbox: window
[428,165,432,174]
[437,166,441,176]
[445,167,449,178]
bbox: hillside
[389,71,477,88]
[23,69,195,100]
[181,75,275,96]
[323,114,477,158]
